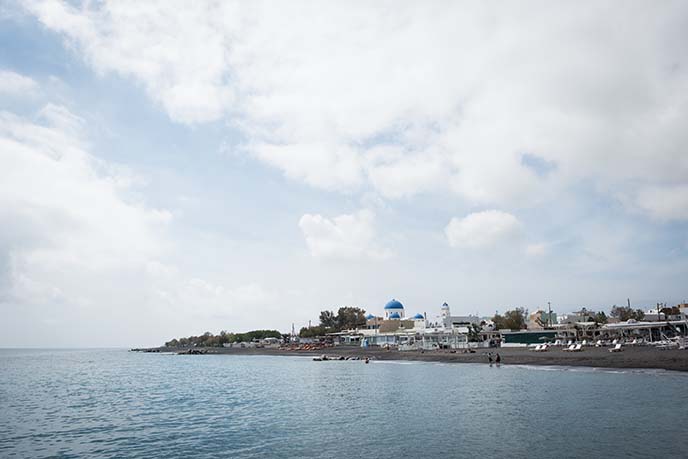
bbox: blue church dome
[388,312,401,319]
[412,313,424,320]
[384,299,404,310]
[365,313,375,320]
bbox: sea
[1,349,687,458]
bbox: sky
[1,0,687,347]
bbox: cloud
[633,185,688,221]
[299,209,390,260]
[0,103,281,345]
[445,210,522,249]
[144,261,275,318]
[0,69,38,96]
[23,1,688,209]
[526,242,549,257]
[0,104,170,312]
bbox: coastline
[135,345,688,372]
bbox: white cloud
[0,104,280,345]
[299,209,390,260]
[0,105,173,317]
[445,210,522,249]
[0,69,38,95]
[633,185,688,221]
[23,1,688,209]
[526,243,549,257]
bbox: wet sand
[140,345,688,372]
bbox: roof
[365,313,376,320]
[388,312,401,319]
[384,299,404,310]
[412,313,425,319]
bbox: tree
[162,329,283,347]
[492,313,505,330]
[492,308,527,330]
[593,311,608,324]
[467,323,482,342]
[336,307,367,330]
[299,325,331,338]
[319,310,337,328]
[660,306,680,318]
[610,305,645,321]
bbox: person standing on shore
[487,352,493,364]
[495,353,501,365]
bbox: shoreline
[135,345,688,372]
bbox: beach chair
[531,344,542,351]
[611,339,619,346]
[609,344,623,353]
[595,340,603,347]
[572,344,582,352]
[554,340,562,346]
[581,340,588,346]
[563,344,576,352]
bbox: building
[440,302,481,329]
[384,299,405,319]
[355,299,493,350]
[528,309,558,329]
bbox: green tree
[593,311,608,324]
[319,310,337,328]
[299,325,331,338]
[610,305,645,321]
[493,307,527,330]
[336,307,367,330]
[492,313,505,330]
[467,323,482,342]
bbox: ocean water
[1,349,687,458]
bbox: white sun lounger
[563,344,576,352]
[572,344,583,352]
[609,344,623,353]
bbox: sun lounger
[563,344,576,352]
[572,344,582,352]
[609,344,623,353]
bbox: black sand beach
[138,345,688,372]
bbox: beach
[140,345,688,372]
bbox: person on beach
[495,353,501,364]
[487,352,493,364]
